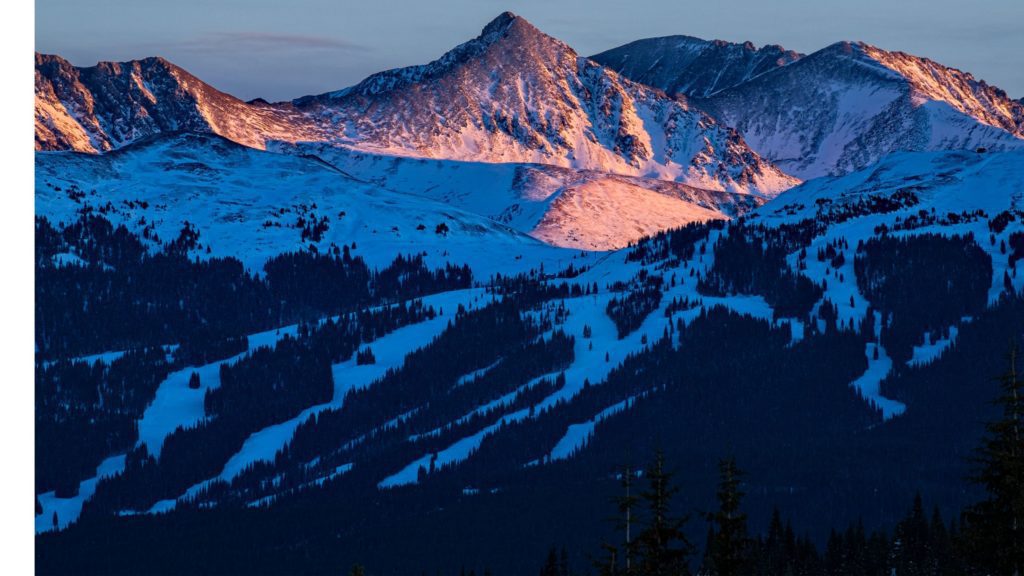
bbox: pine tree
[617,465,639,575]
[542,548,560,576]
[893,493,929,576]
[762,508,786,576]
[928,506,952,576]
[595,544,619,576]
[596,464,640,576]
[635,451,693,576]
[705,458,750,576]
[962,343,1024,575]
[823,529,843,576]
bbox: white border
[2,0,38,573]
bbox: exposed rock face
[591,35,802,98]
[700,41,1024,179]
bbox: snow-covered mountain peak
[285,13,795,196]
[590,35,802,98]
[697,40,1024,180]
[312,12,565,102]
[35,52,322,153]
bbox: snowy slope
[702,42,1024,180]
[591,35,801,98]
[35,133,571,276]
[285,143,765,250]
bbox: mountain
[590,35,802,97]
[699,41,1024,179]
[290,12,795,195]
[35,14,796,197]
[34,54,319,153]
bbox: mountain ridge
[34,13,796,198]
[590,35,802,98]
[287,12,795,196]
[34,53,320,153]
[696,39,1024,179]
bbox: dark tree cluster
[815,237,848,270]
[663,296,700,317]
[298,212,330,243]
[874,208,987,235]
[606,285,663,339]
[625,220,723,266]
[206,336,333,428]
[373,253,473,303]
[854,233,991,364]
[1008,231,1024,269]
[356,347,376,365]
[36,347,174,495]
[959,344,1024,575]
[595,452,694,576]
[38,215,273,359]
[811,188,920,226]
[588,451,992,576]
[37,214,472,359]
[174,331,248,366]
[698,222,822,318]
[487,272,592,308]
[988,210,1022,234]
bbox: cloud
[172,31,369,54]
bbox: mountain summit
[591,35,802,98]
[292,12,794,195]
[699,40,1024,178]
[34,53,318,153]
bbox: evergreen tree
[596,464,640,576]
[541,548,560,576]
[757,509,787,576]
[635,451,693,576]
[705,458,751,576]
[617,465,640,575]
[892,493,930,576]
[595,544,619,576]
[962,343,1024,575]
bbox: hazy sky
[36,0,1024,102]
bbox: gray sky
[36,0,1024,102]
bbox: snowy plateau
[34,10,1024,576]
